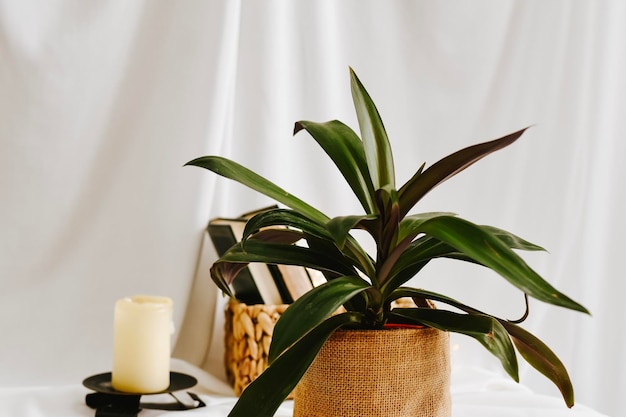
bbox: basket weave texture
[294,327,451,417]
[224,301,289,396]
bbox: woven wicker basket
[224,301,290,396]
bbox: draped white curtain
[1,2,623,416]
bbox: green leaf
[382,259,431,298]
[350,67,395,189]
[294,120,376,214]
[243,208,332,241]
[390,308,519,381]
[241,208,375,278]
[229,312,363,417]
[185,156,328,224]
[398,128,529,218]
[374,185,401,260]
[499,320,575,408]
[326,214,377,249]
[269,276,370,363]
[482,225,546,251]
[246,227,303,245]
[390,287,575,407]
[417,215,589,314]
[212,239,358,279]
[308,230,376,280]
[384,224,547,296]
[382,236,450,295]
[208,262,245,296]
[390,287,487,318]
[397,212,458,243]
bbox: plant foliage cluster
[186,68,588,417]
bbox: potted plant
[186,68,589,417]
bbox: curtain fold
[0,2,622,416]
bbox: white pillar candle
[111,295,173,393]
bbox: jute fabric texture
[293,327,451,417]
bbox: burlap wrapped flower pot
[293,327,451,417]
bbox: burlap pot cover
[293,327,451,417]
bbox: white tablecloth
[0,360,609,417]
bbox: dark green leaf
[374,185,400,260]
[482,225,546,251]
[229,312,363,417]
[208,262,244,295]
[397,212,457,243]
[382,237,450,295]
[499,320,575,408]
[241,208,375,277]
[243,208,331,241]
[349,67,395,189]
[390,287,575,407]
[269,276,370,363]
[294,120,376,214]
[398,128,529,218]
[212,239,358,278]
[307,230,376,280]
[390,308,519,381]
[185,156,328,224]
[390,287,482,314]
[326,214,377,249]
[417,216,589,314]
[384,225,547,296]
[382,259,431,297]
[247,227,303,245]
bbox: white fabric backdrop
[1,1,623,416]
